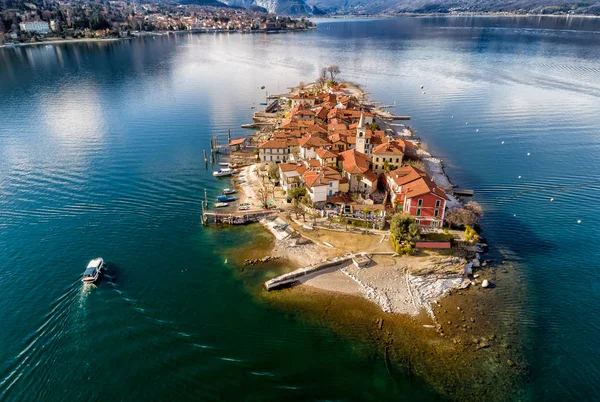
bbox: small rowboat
[215,202,229,208]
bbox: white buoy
[514,214,517,217]
[224,258,228,264]
[527,152,531,156]
[501,141,505,144]
[422,91,426,94]
[577,220,582,224]
[451,116,454,119]
[476,129,479,132]
[421,85,424,89]
[518,176,522,179]
[550,198,554,202]
[465,122,469,125]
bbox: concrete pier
[264,256,353,291]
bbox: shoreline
[0,27,316,50]
[231,79,486,320]
[320,12,600,20]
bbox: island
[204,69,525,400]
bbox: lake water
[1,16,600,401]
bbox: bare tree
[257,185,271,209]
[326,65,341,82]
[317,67,328,88]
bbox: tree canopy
[390,213,420,242]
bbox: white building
[19,22,51,34]
[258,139,289,163]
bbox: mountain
[305,0,600,15]
[221,0,323,15]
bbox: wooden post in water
[210,153,214,164]
[204,189,208,207]
[228,128,231,144]
[203,150,207,163]
[210,138,214,152]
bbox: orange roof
[303,167,342,188]
[403,176,448,200]
[362,170,378,183]
[229,138,246,146]
[316,149,337,159]
[387,166,427,186]
[299,136,331,149]
[259,139,288,149]
[279,163,299,173]
[338,149,371,175]
[372,140,405,156]
[306,159,321,168]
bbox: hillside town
[250,81,455,233]
[210,72,485,265]
[0,0,315,45]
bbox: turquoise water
[1,16,600,400]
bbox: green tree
[390,213,420,242]
[268,163,280,183]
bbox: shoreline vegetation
[321,12,600,19]
[0,26,316,49]
[210,76,527,400]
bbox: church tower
[356,113,367,155]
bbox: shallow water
[1,16,600,400]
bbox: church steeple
[358,112,365,129]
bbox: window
[329,190,333,196]
[396,158,399,163]
[434,209,439,217]
[263,156,266,161]
[416,208,422,216]
[418,199,423,206]
[376,157,379,162]
[329,182,332,187]
[435,200,441,207]
[270,156,273,161]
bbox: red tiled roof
[299,135,331,148]
[229,138,246,146]
[279,163,298,173]
[316,149,337,159]
[404,176,449,200]
[387,166,427,186]
[259,139,288,149]
[338,149,371,175]
[372,140,405,156]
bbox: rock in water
[482,279,490,288]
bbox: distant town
[0,0,316,45]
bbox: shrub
[464,225,480,243]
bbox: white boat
[213,168,234,177]
[215,202,229,208]
[218,162,229,167]
[223,188,237,195]
[82,258,104,283]
[238,205,250,211]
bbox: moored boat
[82,258,104,283]
[238,203,250,211]
[213,168,234,177]
[218,162,229,167]
[223,188,237,195]
[215,202,229,208]
[217,195,237,202]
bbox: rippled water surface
[1,16,600,401]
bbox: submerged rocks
[244,255,281,266]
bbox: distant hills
[219,0,324,15]
[177,0,600,15]
[305,0,600,15]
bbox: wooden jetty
[265,256,353,291]
[450,189,474,197]
[202,209,278,225]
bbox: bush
[464,225,480,243]
[281,190,286,196]
[394,241,414,255]
[390,214,420,242]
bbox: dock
[450,189,474,197]
[264,256,353,291]
[202,209,278,225]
